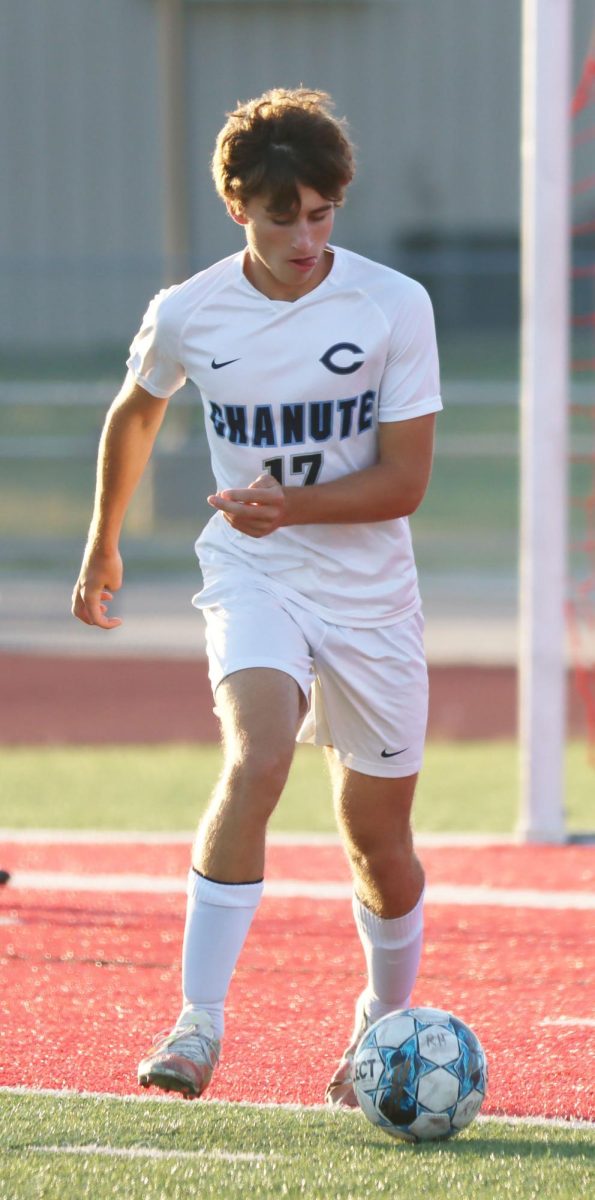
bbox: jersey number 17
[263,453,322,487]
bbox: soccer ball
[353,1006,488,1142]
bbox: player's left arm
[283,413,437,525]
[207,413,436,537]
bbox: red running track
[0,841,594,1121]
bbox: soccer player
[71,88,442,1107]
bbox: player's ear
[226,200,249,227]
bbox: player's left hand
[207,472,286,537]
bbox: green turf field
[1,741,592,834]
[1,1095,592,1200]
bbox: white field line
[25,1143,278,1164]
[475,1113,595,1132]
[0,828,521,847]
[540,1017,595,1028]
[1,1087,593,1131]
[4,870,595,909]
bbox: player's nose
[291,222,314,253]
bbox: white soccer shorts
[193,573,428,779]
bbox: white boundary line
[0,829,522,847]
[1,1087,592,1131]
[540,1017,595,1028]
[25,1143,277,1163]
[476,1113,594,1132]
[5,870,594,909]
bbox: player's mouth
[288,256,318,273]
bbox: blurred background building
[1,0,593,661]
[2,0,529,366]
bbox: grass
[412,453,518,574]
[1,741,593,835]
[0,1095,593,1200]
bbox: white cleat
[325,994,370,1109]
[138,1012,220,1099]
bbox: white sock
[177,869,264,1040]
[352,889,425,1028]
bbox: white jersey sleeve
[378,280,441,422]
[126,288,187,398]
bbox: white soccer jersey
[127,245,442,627]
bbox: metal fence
[0,378,520,598]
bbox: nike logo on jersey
[320,342,364,375]
[211,357,240,369]
[381,748,409,758]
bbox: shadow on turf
[364,1133,591,1160]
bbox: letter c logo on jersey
[319,342,364,375]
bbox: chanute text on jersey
[208,390,376,449]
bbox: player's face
[235,184,336,301]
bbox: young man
[72,88,442,1107]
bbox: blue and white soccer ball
[353,1006,488,1142]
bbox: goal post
[518,0,572,841]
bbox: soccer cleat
[325,993,370,1109]
[137,1012,220,1099]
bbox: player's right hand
[71,548,124,629]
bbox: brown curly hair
[212,87,355,215]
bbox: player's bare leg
[193,666,306,882]
[138,667,305,1098]
[329,762,424,918]
[325,759,425,1107]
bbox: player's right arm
[71,376,169,629]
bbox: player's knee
[224,742,294,807]
[346,837,422,885]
